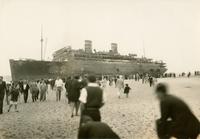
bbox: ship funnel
[85,40,93,53]
[111,43,118,54]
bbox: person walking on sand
[30,81,39,102]
[188,72,191,78]
[0,76,6,114]
[116,76,124,99]
[5,83,11,105]
[68,76,82,117]
[65,77,72,103]
[79,75,105,124]
[149,76,154,87]
[39,80,47,101]
[8,83,20,112]
[36,80,41,100]
[55,77,63,101]
[124,84,131,98]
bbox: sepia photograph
[0,0,200,138]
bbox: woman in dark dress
[68,76,82,117]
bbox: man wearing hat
[155,83,200,139]
[0,76,6,114]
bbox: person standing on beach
[114,77,117,86]
[188,72,191,78]
[116,76,124,99]
[5,83,11,105]
[79,75,105,123]
[142,74,145,84]
[68,76,81,117]
[101,77,107,90]
[30,81,39,102]
[8,83,20,112]
[149,76,154,87]
[18,80,23,94]
[0,76,6,114]
[155,83,200,139]
[22,80,30,103]
[65,77,72,103]
[55,77,63,101]
[39,80,48,101]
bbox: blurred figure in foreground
[78,115,120,139]
[0,76,6,114]
[155,83,200,139]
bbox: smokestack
[85,40,93,53]
[111,43,118,54]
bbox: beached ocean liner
[10,40,167,81]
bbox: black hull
[9,59,167,81]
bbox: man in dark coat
[65,77,72,103]
[155,83,200,139]
[78,115,120,139]
[22,81,30,103]
[0,76,6,114]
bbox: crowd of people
[0,77,60,113]
[163,71,200,78]
[0,73,200,139]
[0,73,164,117]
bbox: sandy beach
[0,77,200,139]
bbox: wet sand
[0,77,200,139]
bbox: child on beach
[124,84,131,98]
[8,83,20,112]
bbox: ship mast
[40,25,44,61]
[44,38,48,60]
[142,40,146,58]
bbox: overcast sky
[0,0,200,75]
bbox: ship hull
[10,59,167,81]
